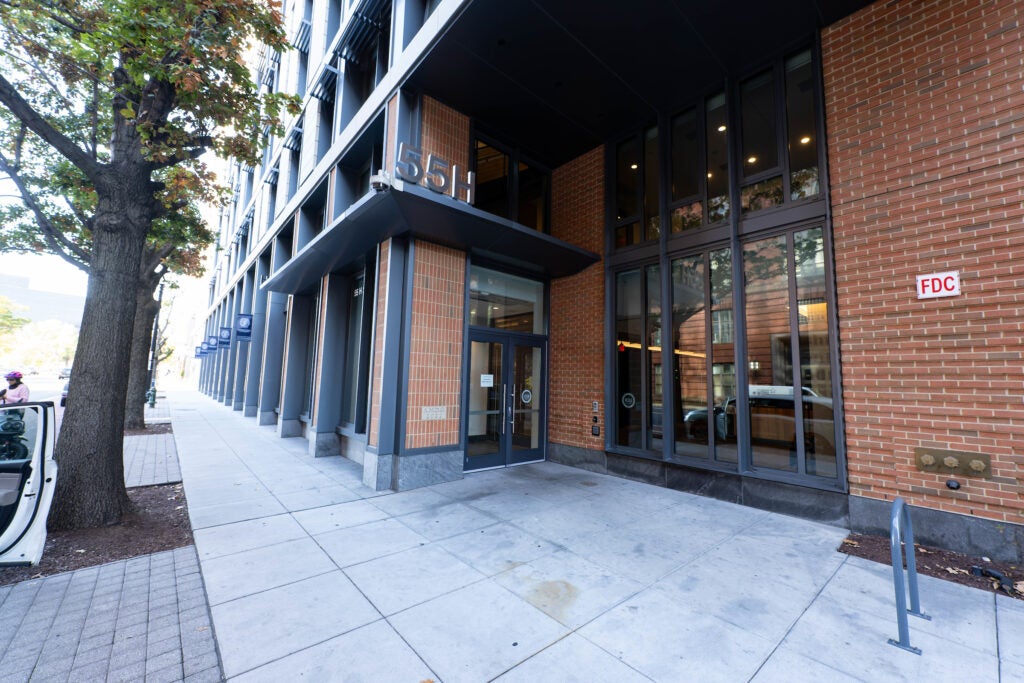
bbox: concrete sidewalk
[1,392,1021,681]
[171,390,1023,682]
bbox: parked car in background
[58,368,72,380]
[60,383,68,407]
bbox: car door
[0,402,58,566]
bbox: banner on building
[207,335,218,349]
[218,326,232,348]
[195,346,202,359]
[235,313,253,341]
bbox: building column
[257,238,290,425]
[309,274,346,456]
[222,287,242,406]
[232,270,254,411]
[244,255,271,417]
[277,294,309,438]
[363,238,407,490]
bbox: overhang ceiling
[407,0,870,167]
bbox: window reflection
[742,229,835,478]
[741,69,779,176]
[616,269,643,448]
[705,93,730,223]
[468,266,545,334]
[786,50,819,200]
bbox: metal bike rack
[888,497,931,654]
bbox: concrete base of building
[394,450,463,492]
[278,418,302,438]
[549,444,849,527]
[340,435,367,465]
[849,495,1024,563]
[232,401,243,411]
[258,411,277,426]
[243,406,257,418]
[362,450,393,491]
[308,431,340,457]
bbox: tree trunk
[124,288,158,430]
[48,221,147,530]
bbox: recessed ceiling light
[707,172,712,178]
[717,125,727,132]
[800,136,812,144]
[630,163,638,170]
[747,156,757,164]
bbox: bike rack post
[888,497,931,654]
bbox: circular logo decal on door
[521,389,533,405]
[621,393,636,409]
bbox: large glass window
[613,264,664,451]
[742,227,835,479]
[614,126,659,247]
[786,50,820,200]
[705,93,730,223]
[341,274,369,429]
[469,266,545,334]
[671,248,735,462]
[607,45,838,488]
[473,138,549,232]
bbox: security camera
[369,170,391,192]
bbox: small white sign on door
[480,374,494,388]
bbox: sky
[0,251,89,296]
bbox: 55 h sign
[395,142,476,204]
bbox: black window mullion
[775,60,792,203]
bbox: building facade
[198,0,1024,561]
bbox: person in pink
[1,371,30,404]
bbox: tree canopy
[0,0,296,529]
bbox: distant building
[198,0,1024,562]
[0,274,85,328]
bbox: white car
[0,402,58,565]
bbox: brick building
[198,0,1024,560]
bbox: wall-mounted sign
[395,142,476,204]
[218,326,232,348]
[916,271,960,299]
[235,313,253,341]
[480,374,494,388]
[421,406,448,421]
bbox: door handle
[501,384,506,435]
[510,383,516,435]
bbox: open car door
[0,402,58,566]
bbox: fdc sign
[916,271,960,299]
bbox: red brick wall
[824,0,1024,523]
[549,147,606,449]
[405,242,466,449]
[421,96,470,171]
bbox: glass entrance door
[466,333,545,471]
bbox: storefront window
[742,228,836,478]
[468,266,545,334]
[615,269,643,448]
[671,248,734,462]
